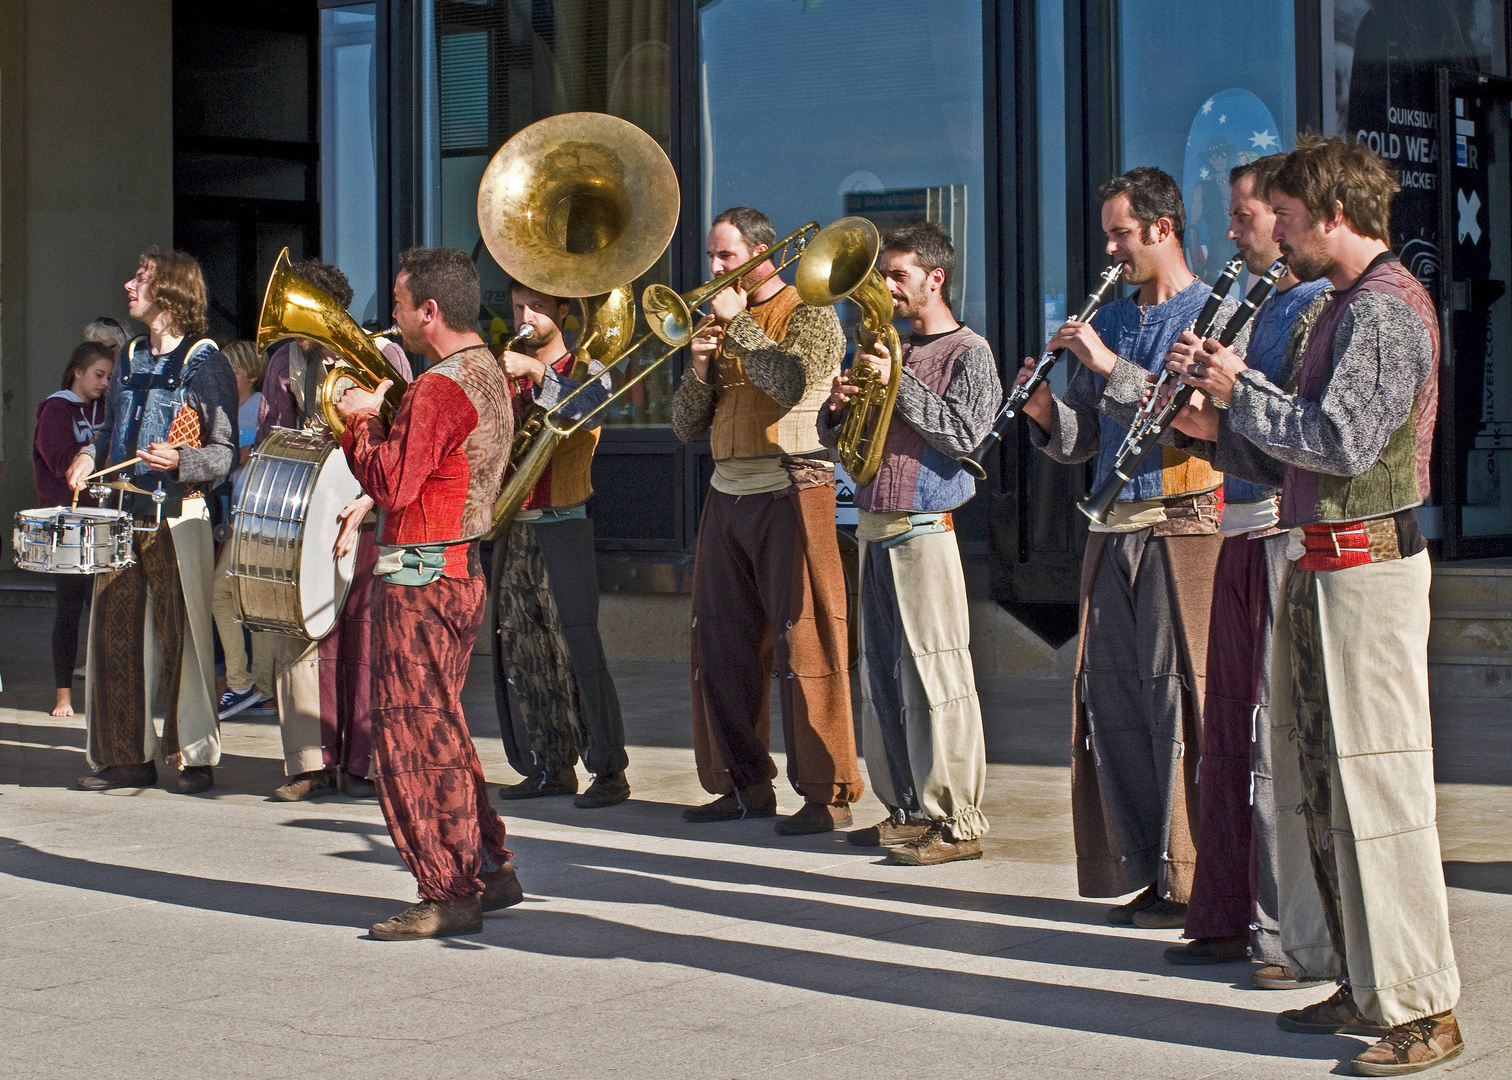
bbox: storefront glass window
[1118,3,1296,285]
[320,5,380,326]
[698,0,986,337]
[1038,0,1068,392]
[429,0,672,424]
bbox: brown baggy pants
[689,485,862,805]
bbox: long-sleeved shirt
[33,391,108,506]
[817,324,1001,512]
[258,338,414,442]
[518,348,612,511]
[340,343,512,578]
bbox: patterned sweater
[340,344,512,577]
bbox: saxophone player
[671,206,863,835]
[491,281,630,809]
[818,222,1000,865]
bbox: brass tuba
[256,248,409,437]
[795,217,901,488]
[475,112,679,539]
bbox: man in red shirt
[334,247,520,940]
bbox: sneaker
[1351,1012,1463,1076]
[1253,964,1330,990]
[1107,884,1162,925]
[176,766,214,794]
[217,686,265,719]
[775,801,852,836]
[848,815,930,848]
[1164,936,1249,965]
[574,771,630,809]
[683,782,777,822]
[499,766,578,800]
[481,863,524,912]
[76,761,157,791]
[242,695,277,717]
[1132,899,1189,929]
[888,823,983,865]
[273,769,338,802]
[369,896,482,941]
[1277,985,1391,1036]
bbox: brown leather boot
[499,766,578,800]
[682,782,777,822]
[848,816,930,848]
[481,863,524,912]
[370,895,483,940]
[1277,984,1391,1036]
[775,801,852,835]
[1351,1012,1463,1075]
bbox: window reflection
[321,5,380,325]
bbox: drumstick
[81,436,195,483]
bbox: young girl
[32,340,116,717]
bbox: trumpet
[794,217,900,488]
[257,249,410,437]
[958,262,1124,478]
[1078,256,1286,525]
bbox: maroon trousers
[1184,532,1287,963]
[319,526,379,776]
[370,568,511,901]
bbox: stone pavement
[1,610,1509,1079]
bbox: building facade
[1,0,1508,669]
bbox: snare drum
[232,428,365,640]
[13,507,135,574]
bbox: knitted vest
[709,286,828,459]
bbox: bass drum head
[297,445,365,640]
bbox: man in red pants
[335,247,520,940]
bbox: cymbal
[91,479,153,496]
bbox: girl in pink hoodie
[32,340,116,716]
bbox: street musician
[671,206,862,835]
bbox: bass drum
[232,428,364,640]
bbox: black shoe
[76,762,157,791]
[1106,884,1162,925]
[341,773,377,799]
[682,782,777,822]
[574,771,630,808]
[499,766,578,800]
[176,766,214,794]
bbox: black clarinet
[1078,256,1287,525]
[957,262,1125,478]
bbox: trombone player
[817,222,1000,865]
[671,207,863,835]
[492,280,630,809]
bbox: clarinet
[957,262,1125,478]
[1078,256,1287,525]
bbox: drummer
[64,248,238,795]
[255,258,413,802]
[32,341,115,717]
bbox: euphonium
[256,248,409,437]
[795,217,901,488]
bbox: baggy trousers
[1273,549,1459,1024]
[492,516,627,778]
[370,567,511,901]
[85,503,219,769]
[275,525,379,778]
[1184,532,1288,962]
[689,485,862,805]
[1082,530,1193,898]
[858,529,987,841]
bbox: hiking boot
[848,816,930,848]
[273,769,337,802]
[370,896,483,941]
[1351,1012,1463,1076]
[1106,884,1162,925]
[76,762,157,791]
[1253,964,1330,990]
[683,782,777,822]
[1278,985,1391,1036]
[574,771,630,809]
[481,863,524,912]
[1132,899,1189,929]
[176,766,214,795]
[341,773,377,799]
[775,801,852,835]
[499,766,578,800]
[1164,936,1249,965]
[888,823,983,865]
